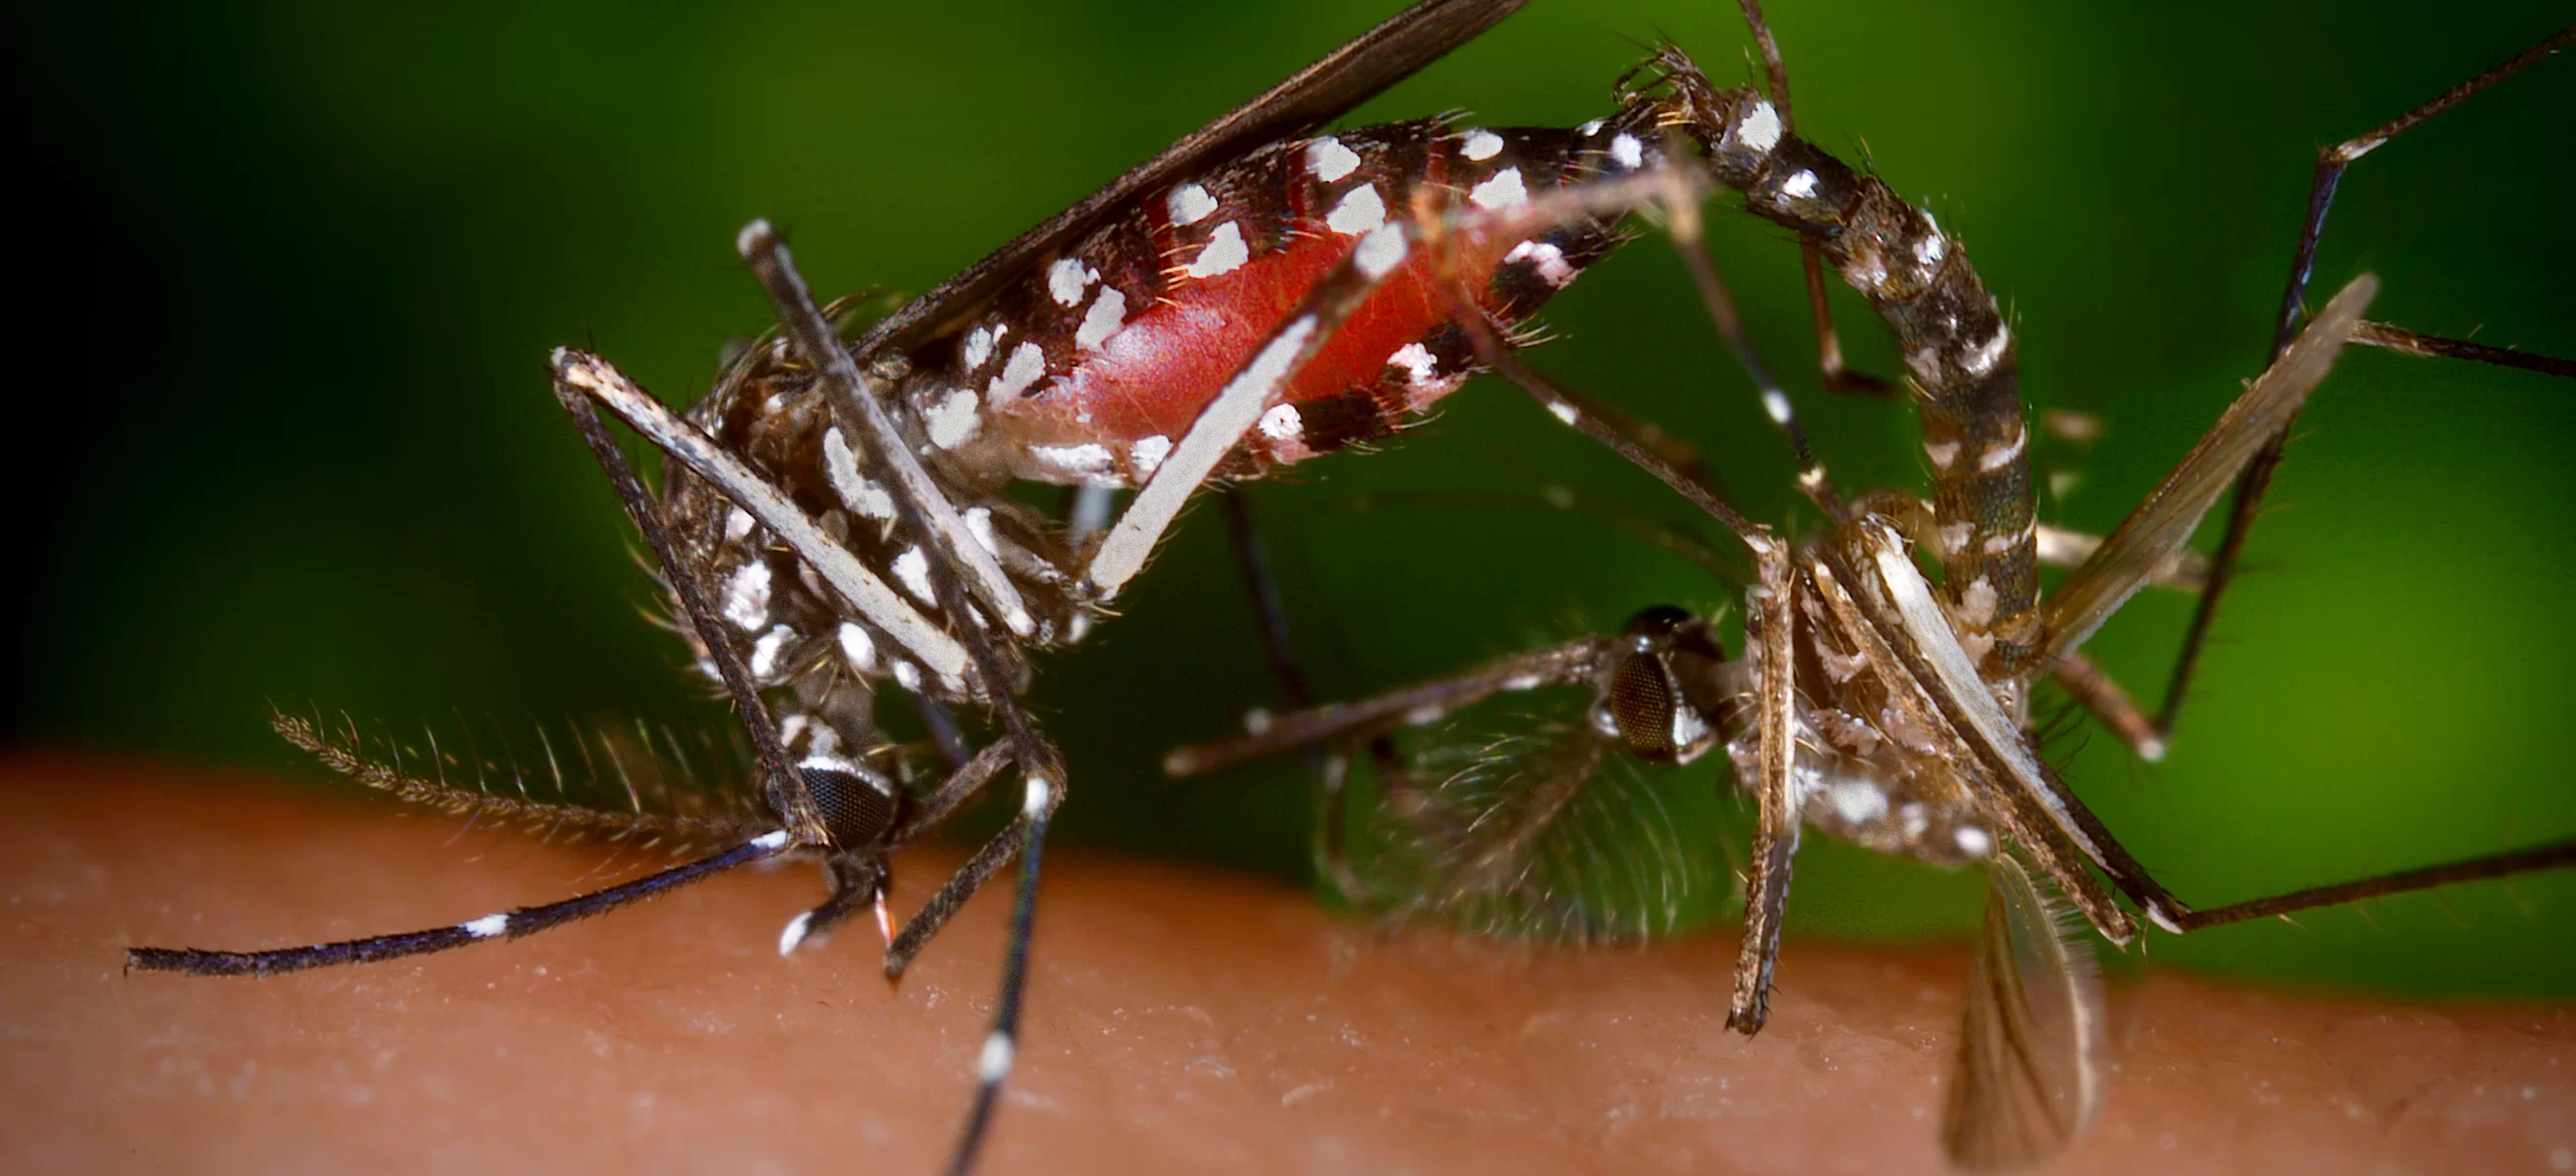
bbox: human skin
[8,753,2572,1174]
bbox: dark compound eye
[1608,648,1682,761]
[801,762,901,852]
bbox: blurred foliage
[10,0,2572,997]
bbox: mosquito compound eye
[801,761,901,852]
[1608,650,1682,760]
[1622,605,1696,639]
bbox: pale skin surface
[11,753,2574,1174]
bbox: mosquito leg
[1734,0,1892,400]
[2160,839,2576,932]
[2158,25,2576,738]
[1654,164,1847,520]
[738,223,1071,1176]
[1163,636,1619,776]
[2035,524,2206,594]
[549,357,823,842]
[2352,320,2576,378]
[914,695,973,774]
[1218,486,1316,710]
[2048,652,2166,763]
[128,831,794,977]
[1727,537,1800,1034]
[556,351,971,686]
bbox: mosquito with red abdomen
[1171,5,2576,1167]
[119,1,1830,1168]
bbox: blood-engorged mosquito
[1166,5,2576,1167]
[116,1,1871,1169]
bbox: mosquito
[1168,7,2576,1169]
[119,1,1827,1169]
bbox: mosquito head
[801,758,905,854]
[1598,606,1730,764]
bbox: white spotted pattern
[1353,221,1408,276]
[1031,442,1115,484]
[1460,128,1503,161]
[723,562,771,630]
[989,341,1046,402]
[1504,239,1574,287]
[892,547,934,605]
[838,621,877,673]
[963,325,997,371]
[1468,167,1527,211]
[750,624,794,678]
[925,388,980,449]
[1609,133,1644,170]
[1258,403,1303,443]
[1130,434,1171,475]
[1326,184,1386,235]
[1740,100,1783,153]
[1305,136,1361,182]
[462,913,510,939]
[1166,182,1217,226]
[1387,342,1437,388]
[823,428,897,519]
[1186,220,1249,279]
[1075,286,1128,350]
[1047,258,1092,307]
[1781,170,1819,200]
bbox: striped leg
[129,832,793,977]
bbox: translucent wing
[1942,853,2108,1170]
[2034,274,2377,667]
[1354,698,1739,945]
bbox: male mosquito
[1170,6,2576,1168]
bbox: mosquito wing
[849,0,1532,356]
[2033,273,2378,668]
[1942,853,2108,1170]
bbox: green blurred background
[11,0,2572,996]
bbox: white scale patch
[1955,827,1994,858]
[1761,389,1794,425]
[1915,230,1946,269]
[963,324,997,371]
[1326,184,1386,235]
[1167,182,1217,226]
[1976,425,2026,471]
[462,913,510,939]
[1957,576,1999,627]
[823,427,897,519]
[891,661,921,692]
[1780,170,1819,200]
[1353,221,1407,276]
[1130,434,1171,475]
[1031,442,1115,485]
[1503,239,1574,287]
[1468,167,1527,211]
[1386,342,1437,388]
[1576,119,1606,136]
[1258,403,1303,442]
[1460,128,1503,161]
[1186,220,1249,279]
[925,388,981,449]
[1609,132,1644,171]
[1305,136,1361,182]
[1962,324,2010,376]
[1547,399,1579,425]
[964,506,1000,556]
[722,561,771,630]
[892,547,934,605]
[989,341,1047,402]
[1829,780,1890,826]
[1923,437,1960,469]
[1739,99,1783,153]
[1047,258,1095,307]
[838,621,877,673]
[750,624,795,678]
[1075,285,1128,350]
[723,508,754,542]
